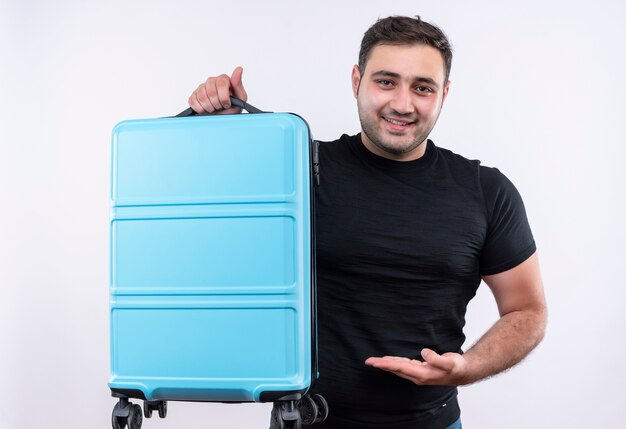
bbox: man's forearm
[460,306,547,385]
[365,255,547,387]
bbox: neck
[360,133,428,162]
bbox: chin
[378,143,414,155]
[384,139,422,154]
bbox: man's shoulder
[435,144,522,207]
[432,142,481,168]
[316,133,355,161]
[432,143,510,182]
[430,142,486,185]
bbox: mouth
[382,116,415,130]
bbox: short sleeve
[479,166,536,275]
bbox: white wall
[1,0,624,427]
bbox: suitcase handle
[176,97,265,117]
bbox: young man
[188,16,547,429]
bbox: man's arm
[460,251,547,384]
[365,252,547,386]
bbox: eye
[415,86,434,94]
[377,79,394,88]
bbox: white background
[1,0,625,427]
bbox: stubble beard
[358,103,436,156]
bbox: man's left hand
[365,348,469,386]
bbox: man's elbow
[529,303,548,347]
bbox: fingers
[365,352,465,386]
[421,348,456,372]
[189,81,217,114]
[192,82,215,113]
[188,84,206,114]
[203,74,231,111]
[366,356,422,370]
[214,74,233,109]
[187,66,247,115]
[365,356,412,366]
[365,356,426,384]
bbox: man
[188,16,547,429]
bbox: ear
[351,65,361,98]
[442,80,451,103]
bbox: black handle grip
[176,96,264,117]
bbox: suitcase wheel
[111,413,126,429]
[111,399,143,429]
[311,394,329,423]
[158,401,167,418]
[271,401,301,429]
[128,404,143,429]
[143,400,167,419]
[111,400,129,429]
[296,394,329,426]
[297,396,318,425]
[143,401,152,419]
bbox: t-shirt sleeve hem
[480,241,537,276]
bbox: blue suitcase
[109,98,327,429]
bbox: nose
[388,87,415,115]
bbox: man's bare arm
[365,252,547,386]
[459,251,547,384]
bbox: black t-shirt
[309,134,536,428]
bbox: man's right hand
[188,66,248,115]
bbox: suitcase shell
[108,112,317,403]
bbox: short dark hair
[358,15,453,83]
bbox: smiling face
[352,43,451,161]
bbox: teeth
[384,117,411,126]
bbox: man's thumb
[421,348,454,371]
[230,66,247,101]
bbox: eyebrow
[370,70,440,90]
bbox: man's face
[352,43,451,161]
